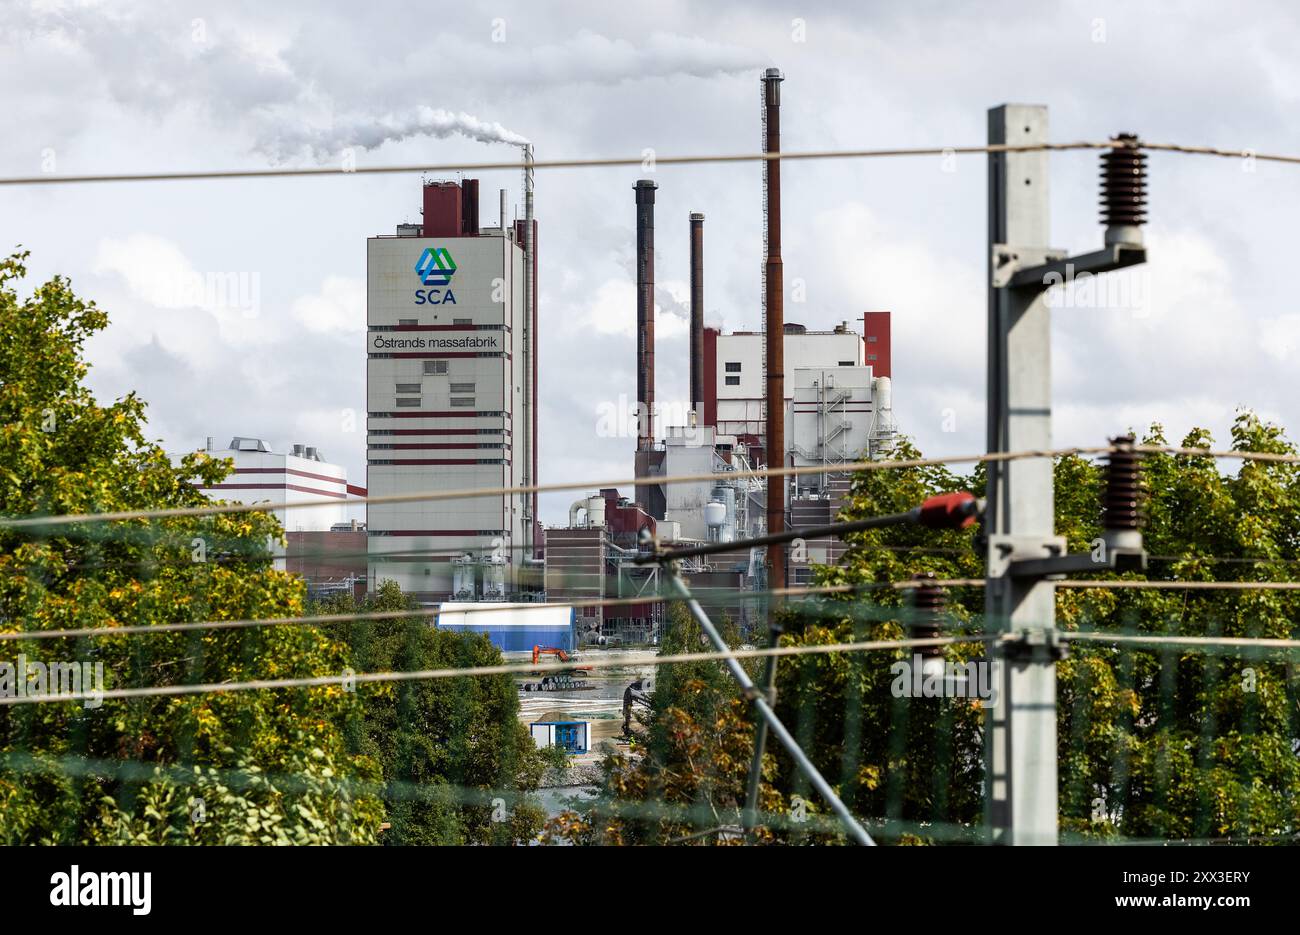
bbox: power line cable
[2,138,1297,189]
[0,631,1002,706]
[4,442,1295,530]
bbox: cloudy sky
[3,0,1299,524]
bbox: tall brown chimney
[689,212,705,420]
[634,180,657,450]
[763,68,786,591]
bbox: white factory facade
[183,436,365,577]
[366,180,537,603]
[704,321,894,476]
[191,436,356,533]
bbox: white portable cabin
[529,720,590,755]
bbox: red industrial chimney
[422,182,462,237]
[762,68,786,591]
[634,180,658,450]
[862,310,891,378]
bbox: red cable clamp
[917,492,979,529]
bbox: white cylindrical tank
[452,554,476,600]
[704,499,727,541]
[711,484,737,543]
[873,376,892,412]
[585,494,606,528]
[482,557,506,601]
[569,493,606,528]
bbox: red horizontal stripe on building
[373,530,505,537]
[370,412,511,419]
[380,325,510,332]
[369,428,511,436]
[368,459,511,466]
[369,555,454,563]
[372,443,505,450]
[198,483,346,500]
[232,467,347,486]
[375,352,511,360]
[347,484,367,497]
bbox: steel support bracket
[1001,627,1070,663]
[1007,545,1147,578]
[986,533,1069,579]
[1006,243,1147,290]
[990,245,1067,289]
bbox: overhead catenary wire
[3,442,1295,531]
[2,138,1298,189]
[1065,631,1300,650]
[1,571,1294,644]
[0,631,1004,706]
[0,579,938,643]
[10,601,1300,706]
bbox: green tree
[573,416,1300,844]
[545,603,820,844]
[0,251,382,844]
[314,579,559,844]
[788,416,1300,842]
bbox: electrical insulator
[908,572,946,659]
[1101,133,1147,247]
[1101,434,1143,532]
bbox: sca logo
[414,247,458,305]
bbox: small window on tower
[867,354,878,361]
[868,335,878,342]
[725,362,742,373]
[450,397,476,407]
[395,398,421,407]
[725,376,740,386]
[838,361,853,366]
[423,360,448,375]
[449,382,475,393]
[453,318,472,326]
[398,318,418,326]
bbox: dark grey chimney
[689,212,705,420]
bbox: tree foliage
[573,418,1300,844]
[314,580,558,844]
[0,252,382,843]
[799,417,1300,842]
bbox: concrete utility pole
[984,105,1148,845]
[984,104,1058,846]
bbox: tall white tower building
[366,180,536,603]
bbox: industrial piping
[522,146,536,556]
[689,212,705,421]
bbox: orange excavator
[532,645,575,666]
[531,645,591,672]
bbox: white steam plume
[264,105,529,161]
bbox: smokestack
[689,212,705,420]
[763,68,786,591]
[499,188,508,230]
[634,179,658,450]
[461,178,480,235]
